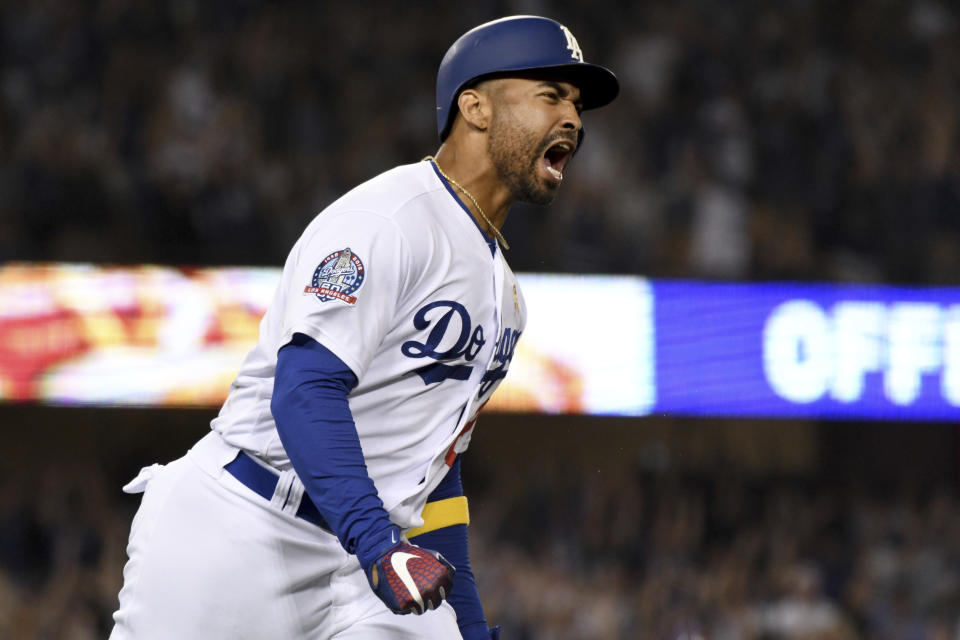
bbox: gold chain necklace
[423,156,509,250]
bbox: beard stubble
[487,107,559,206]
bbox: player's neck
[432,145,513,234]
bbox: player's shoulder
[326,161,445,221]
[295,160,467,270]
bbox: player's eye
[540,91,559,102]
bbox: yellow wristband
[406,496,470,538]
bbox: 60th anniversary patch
[304,247,365,304]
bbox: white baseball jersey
[210,160,526,531]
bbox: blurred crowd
[2,0,959,283]
[3,453,960,639]
[0,461,130,639]
[474,466,960,639]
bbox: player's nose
[559,101,582,133]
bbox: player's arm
[271,332,454,615]
[407,455,501,640]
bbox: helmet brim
[440,64,619,140]
[520,63,620,111]
[466,63,619,112]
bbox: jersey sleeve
[281,210,410,377]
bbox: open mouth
[542,140,575,183]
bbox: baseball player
[110,15,618,640]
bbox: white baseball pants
[110,432,462,639]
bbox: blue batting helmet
[436,16,619,141]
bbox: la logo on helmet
[560,25,583,61]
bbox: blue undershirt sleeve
[271,333,400,572]
[427,455,464,501]
[410,456,491,640]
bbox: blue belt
[224,451,331,532]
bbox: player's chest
[388,256,525,387]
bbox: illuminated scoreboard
[2,264,959,421]
[652,281,960,420]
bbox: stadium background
[2,1,960,638]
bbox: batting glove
[368,541,456,615]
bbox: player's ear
[456,87,492,133]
